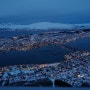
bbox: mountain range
[0,22,90,31]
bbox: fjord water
[0,45,70,67]
[66,37,90,51]
[0,31,45,38]
[0,30,90,67]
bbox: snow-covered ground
[0,51,90,87]
[0,22,90,31]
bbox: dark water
[66,37,90,51]
[0,31,45,38]
[0,87,88,90]
[0,30,90,67]
[0,45,70,67]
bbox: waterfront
[0,51,90,87]
[0,0,90,88]
[0,30,90,67]
[0,45,70,67]
[0,37,90,67]
[0,30,90,87]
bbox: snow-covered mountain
[0,22,90,31]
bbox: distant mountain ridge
[0,22,90,31]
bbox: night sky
[0,0,90,24]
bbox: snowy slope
[0,22,90,31]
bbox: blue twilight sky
[0,0,90,24]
